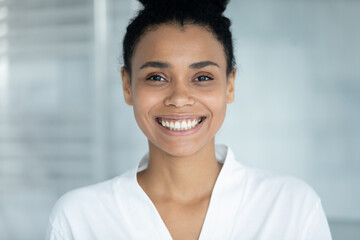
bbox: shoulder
[46,178,115,239]
[225,146,320,203]
[239,166,321,207]
[46,169,138,239]
[49,167,137,220]
[55,178,116,210]
[48,176,123,228]
[226,164,331,239]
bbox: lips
[155,116,206,131]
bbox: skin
[121,23,236,240]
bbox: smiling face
[121,23,235,157]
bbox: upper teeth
[159,118,202,131]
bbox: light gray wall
[0,0,359,239]
[221,0,360,220]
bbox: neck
[138,140,222,203]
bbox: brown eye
[146,75,166,82]
[194,75,214,82]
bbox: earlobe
[226,69,236,103]
[121,67,133,106]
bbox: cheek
[200,89,228,120]
[132,85,161,126]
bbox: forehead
[131,23,226,71]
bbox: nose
[164,84,195,108]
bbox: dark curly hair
[122,0,235,77]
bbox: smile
[155,116,206,131]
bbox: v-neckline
[132,145,230,240]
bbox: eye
[194,75,214,82]
[146,74,166,82]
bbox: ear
[121,67,133,106]
[226,68,236,103]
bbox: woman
[47,0,332,239]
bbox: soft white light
[0,39,7,54]
[0,23,8,37]
[0,55,9,112]
[0,7,8,20]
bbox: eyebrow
[139,61,219,70]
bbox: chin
[151,139,208,158]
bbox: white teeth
[187,120,192,129]
[159,118,203,131]
[192,119,196,127]
[181,121,187,130]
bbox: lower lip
[156,118,205,136]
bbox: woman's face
[121,23,235,157]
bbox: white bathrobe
[46,145,332,240]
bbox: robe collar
[119,144,245,239]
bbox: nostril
[163,91,195,108]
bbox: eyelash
[145,74,214,82]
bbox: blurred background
[0,0,359,239]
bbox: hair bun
[137,0,150,7]
[138,0,230,14]
[210,0,230,13]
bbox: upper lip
[155,114,206,120]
